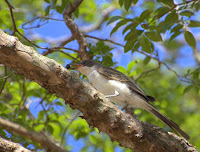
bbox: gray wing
[97,66,155,102]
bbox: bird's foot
[105,90,119,98]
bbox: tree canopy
[0,0,200,151]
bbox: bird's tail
[148,106,190,140]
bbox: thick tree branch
[0,117,65,152]
[63,0,88,61]
[0,29,197,152]
[0,136,31,152]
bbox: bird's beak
[66,63,83,70]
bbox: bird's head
[67,60,101,76]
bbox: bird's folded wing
[97,67,155,102]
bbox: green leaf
[133,0,138,5]
[154,6,170,17]
[139,36,152,53]
[139,9,153,22]
[116,66,127,74]
[179,10,194,17]
[184,31,196,48]
[145,31,162,42]
[127,61,136,72]
[46,124,54,134]
[169,31,181,41]
[156,21,171,33]
[52,0,57,4]
[143,56,151,65]
[124,40,135,53]
[44,0,50,3]
[165,11,179,24]
[125,29,143,41]
[124,0,132,11]
[102,56,113,67]
[45,5,51,16]
[38,111,45,120]
[157,0,174,7]
[118,0,124,7]
[55,6,63,14]
[107,16,124,25]
[183,85,193,94]
[123,22,139,35]
[110,19,129,36]
[89,135,97,144]
[170,24,183,33]
[188,20,200,27]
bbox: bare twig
[60,111,81,146]
[135,67,160,81]
[22,16,64,29]
[80,6,116,33]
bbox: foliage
[0,0,200,151]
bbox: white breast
[79,66,148,109]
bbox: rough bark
[0,117,65,152]
[0,29,197,152]
[0,136,31,152]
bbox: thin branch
[22,16,64,29]
[63,0,89,60]
[85,34,199,85]
[135,67,160,81]
[80,6,116,33]
[60,111,81,146]
[4,0,17,35]
[0,117,66,152]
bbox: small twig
[36,92,49,109]
[135,67,160,81]
[5,0,17,35]
[22,16,64,29]
[0,73,13,80]
[60,111,81,146]
[80,6,116,33]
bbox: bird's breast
[87,71,131,106]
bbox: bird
[67,60,190,140]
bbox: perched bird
[67,60,190,140]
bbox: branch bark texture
[0,117,65,152]
[63,0,88,61]
[0,136,31,152]
[0,29,197,152]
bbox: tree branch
[0,29,196,152]
[0,136,31,152]
[63,0,88,60]
[0,117,66,152]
